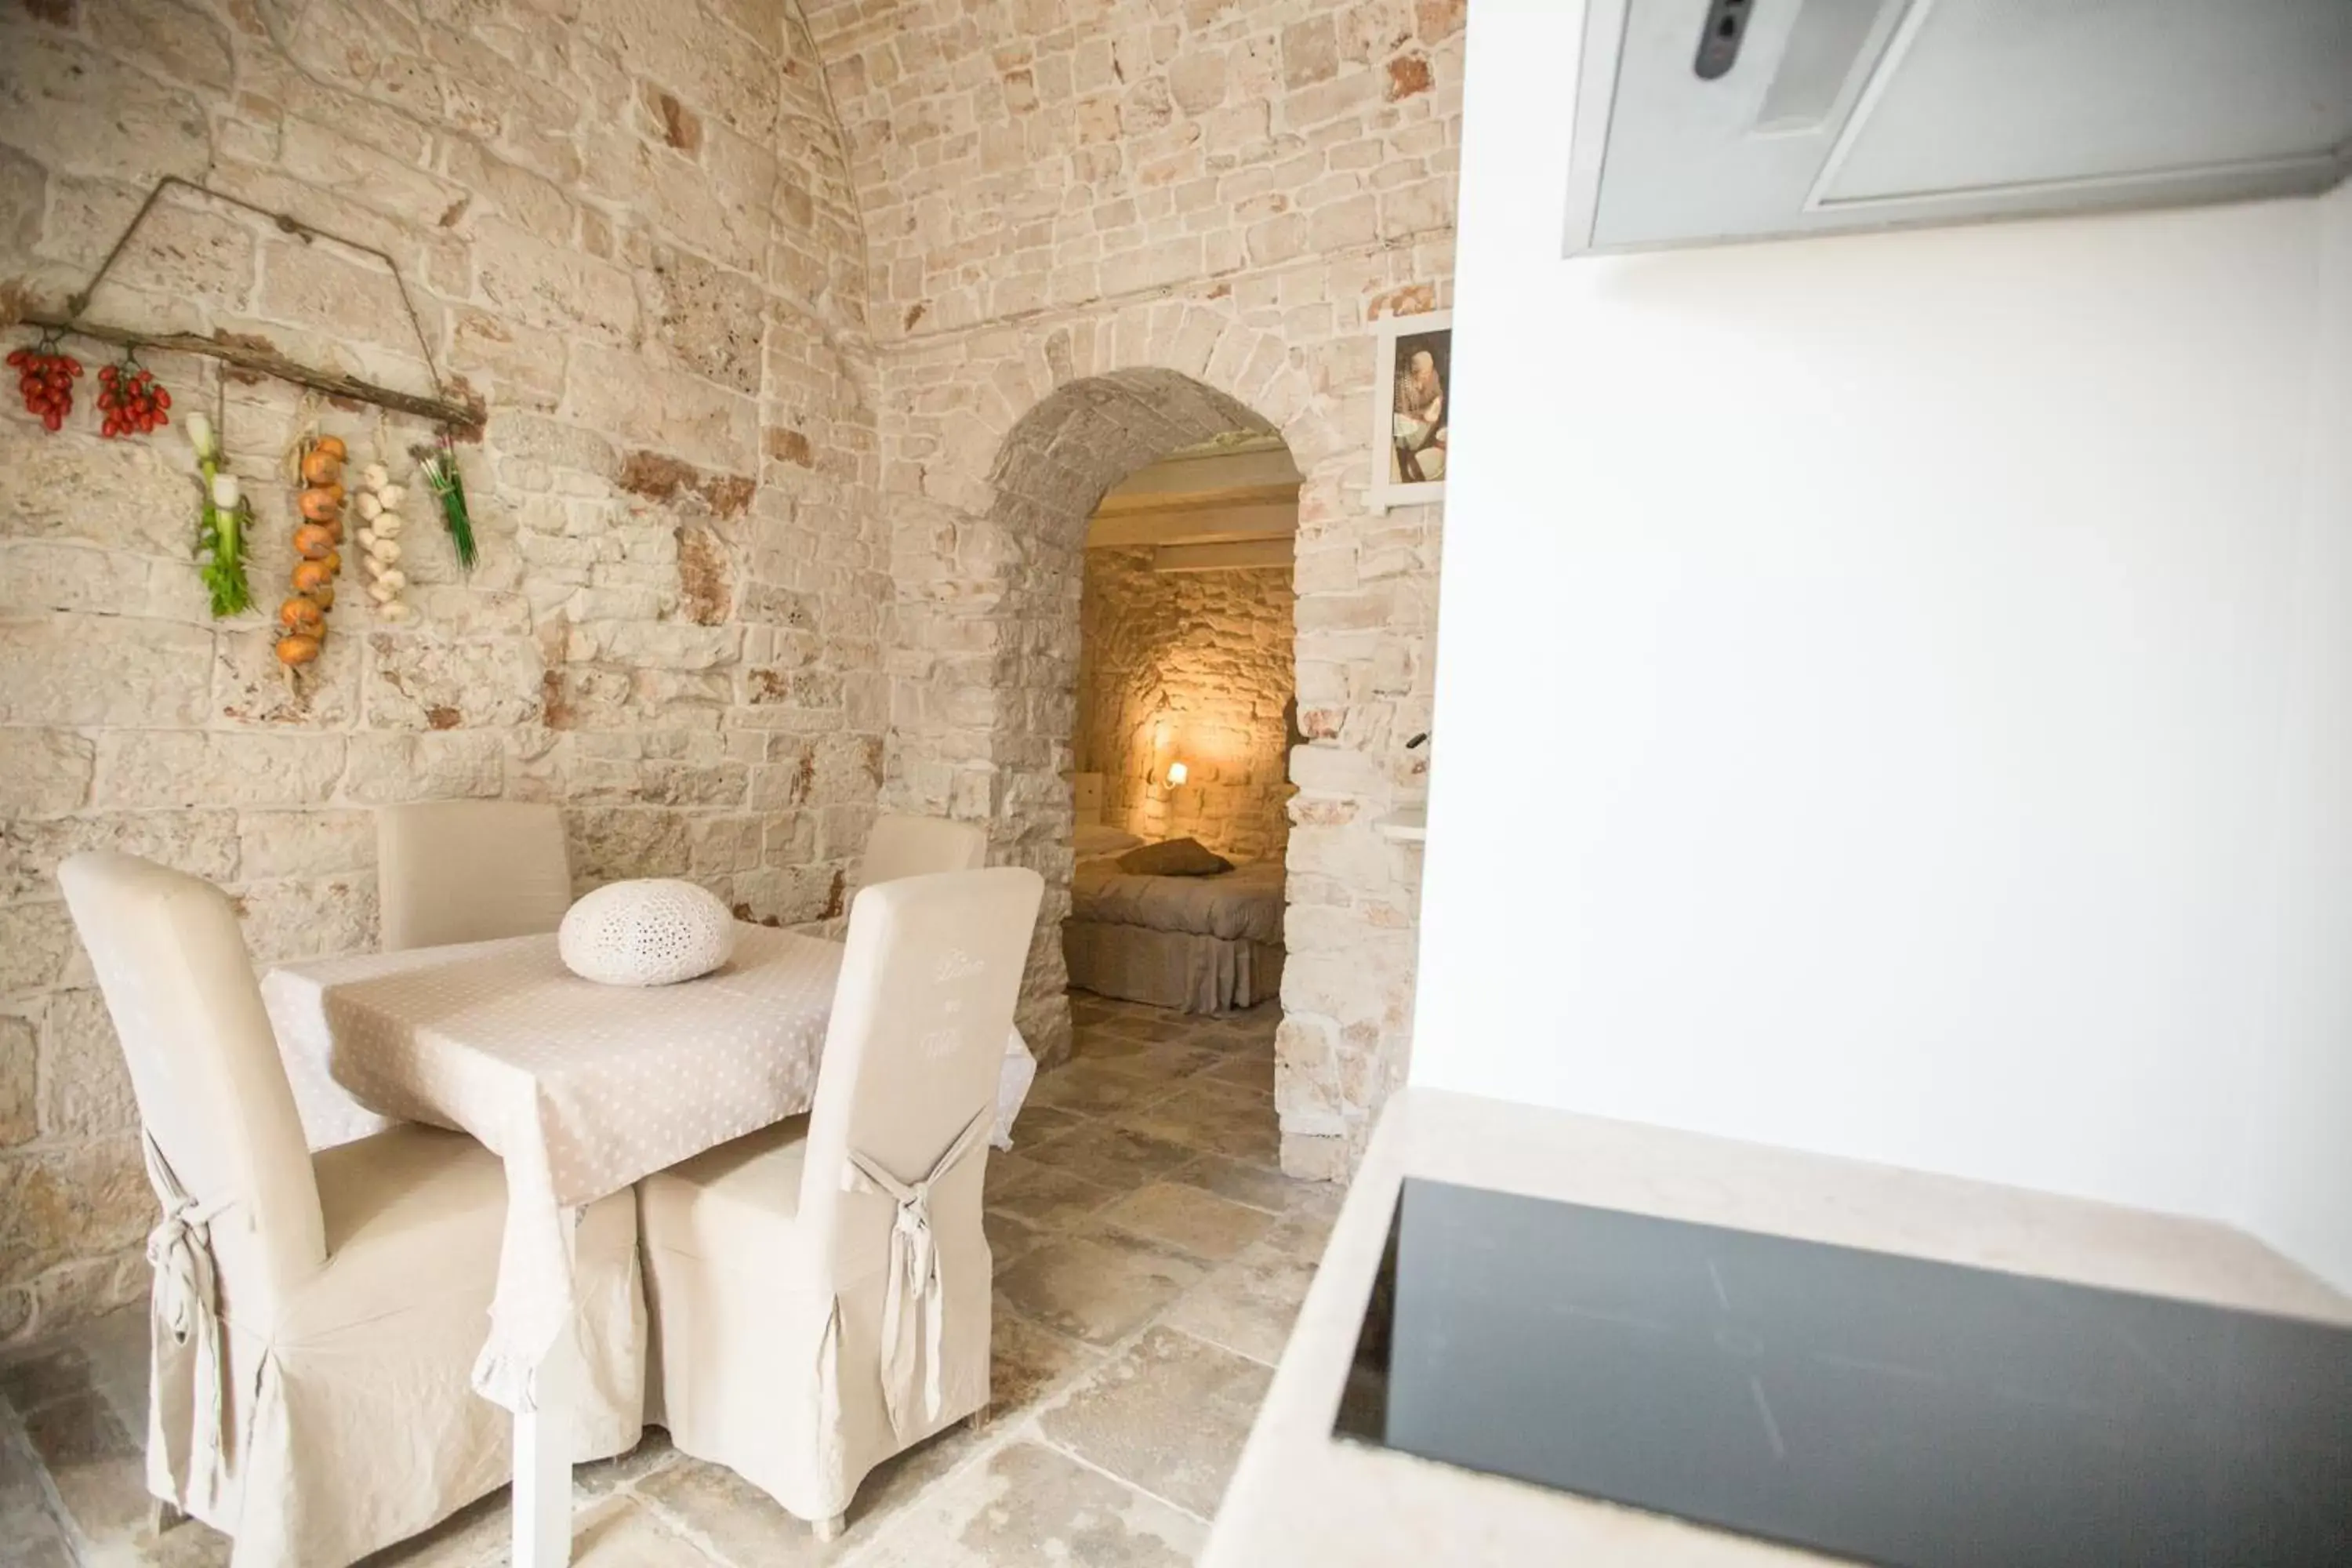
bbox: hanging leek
[187,411,253,618]
[413,430,477,570]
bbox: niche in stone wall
[1073,433,1301,863]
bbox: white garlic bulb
[351,462,416,625]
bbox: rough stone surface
[0,0,1457,1346]
[0,0,880,1347]
[1077,550,1294,861]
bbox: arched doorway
[883,365,1319,1159]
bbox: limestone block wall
[1076,548,1295,862]
[0,0,877,1345]
[806,0,1459,1175]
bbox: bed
[1062,773,1287,1014]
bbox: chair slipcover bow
[143,1131,237,1515]
[840,1105,993,1437]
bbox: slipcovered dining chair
[857,812,988,887]
[637,866,1045,1538]
[58,852,647,1568]
[376,800,572,950]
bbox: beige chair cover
[376,800,572,951]
[58,852,647,1568]
[857,813,988,887]
[639,866,1045,1527]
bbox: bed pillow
[1075,823,1145,858]
[1116,837,1233,877]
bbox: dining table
[257,920,1037,1567]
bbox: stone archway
[882,305,1417,1185]
[885,368,1300,1076]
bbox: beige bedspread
[1069,855,1286,944]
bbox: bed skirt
[1062,920,1285,1014]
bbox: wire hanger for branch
[16,176,480,432]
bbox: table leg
[512,1324,576,1568]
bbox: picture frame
[1369,309,1451,512]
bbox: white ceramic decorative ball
[558,879,737,986]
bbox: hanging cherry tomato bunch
[96,356,170,439]
[8,339,82,431]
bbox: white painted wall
[2239,179,2352,1289]
[1416,0,2352,1286]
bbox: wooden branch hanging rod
[19,312,482,430]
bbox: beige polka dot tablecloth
[259,924,1036,1413]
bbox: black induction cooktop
[1334,1179,2352,1566]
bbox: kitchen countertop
[1202,1088,2352,1566]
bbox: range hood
[1564,0,2352,257]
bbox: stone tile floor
[1,994,1333,1567]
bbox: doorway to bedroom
[1025,429,1300,1167]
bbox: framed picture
[1370,310,1450,512]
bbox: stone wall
[0,0,1462,1344]
[1076,547,1294,862]
[806,0,1458,1174]
[0,0,878,1345]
